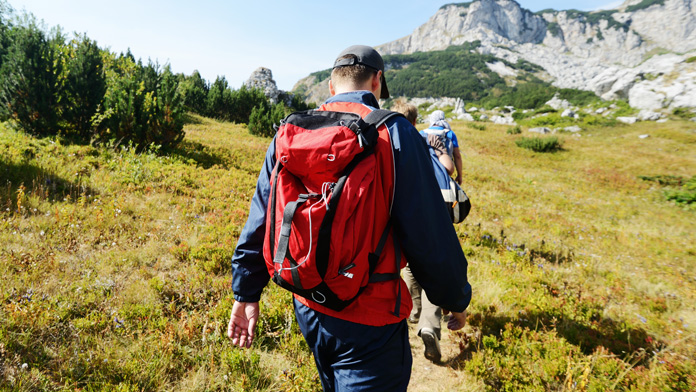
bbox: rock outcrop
[375,0,696,110]
[245,67,283,104]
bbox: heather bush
[515,136,563,152]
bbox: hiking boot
[420,328,441,362]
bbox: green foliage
[469,123,486,131]
[478,81,557,109]
[685,56,696,64]
[0,18,62,136]
[564,9,628,32]
[178,69,208,115]
[229,85,269,125]
[299,43,599,111]
[384,42,504,101]
[206,75,233,120]
[507,126,522,134]
[98,57,185,150]
[557,88,601,107]
[309,69,331,83]
[440,2,472,9]
[626,0,666,12]
[62,35,106,139]
[0,8,187,150]
[525,113,564,127]
[515,136,563,152]
[547,22,561,37]
[672,107,694,119]
[248,102,287,138]
[641,174,696,206]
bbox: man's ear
[372,71,382,93]
[329,79,336,96]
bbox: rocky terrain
[375,0,696,110]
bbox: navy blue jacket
[230,91,471,314]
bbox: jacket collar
[324,91,380,109]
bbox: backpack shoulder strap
[362,109,404,130]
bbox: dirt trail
[407,323,480,392]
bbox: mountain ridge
[374,0,696,110]
[292,0,696,110]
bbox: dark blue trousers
[294,298,412,391]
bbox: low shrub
[664,176,696,206]
[507,126,522,134]
[515,136,563,152]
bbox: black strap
[391,230,402,317]
[273,193,320,289]
[367,220,392,276]
[269,161,282,259]
[362,109,404,130]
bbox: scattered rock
[491,115,516,125]
[563,125,582,132]
[545,95,571,110]
[617,117,638,124]
[638,110,662,121]
[639,134,650,139]
[479,114,489,121]
[561,109,577,118]
[529,127,552,134]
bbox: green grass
[2,114,696,391]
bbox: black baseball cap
[333,45,390,99]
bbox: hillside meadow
[1,113,695,391]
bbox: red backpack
[263,109,404,312]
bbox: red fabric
[263,101,410,326]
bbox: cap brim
[380,74,389,99]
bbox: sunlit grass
[1,113,694,390]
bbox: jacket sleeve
[230,138,276,303]
[388,118,472,313]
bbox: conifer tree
[63,35,106,139]
[0,19,62,136]
[179,70,208,115]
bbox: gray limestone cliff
[375,0,696,110]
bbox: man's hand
[227,301,260,348]
[442,309,467,331]
[455,174,463,185]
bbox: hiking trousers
[294,298,412,392]
[403,264,443,339]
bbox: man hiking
[227,44,471,391]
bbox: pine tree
[179,70,208,115]
[0,19,62,136]
[63,35,106,140]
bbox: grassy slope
[1,114,694,391]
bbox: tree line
[0,3,306,149]
[382,43,600,110]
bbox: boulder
[545,95,571,110]
[491,115,516,125]
[529,127,552,134]
[561,109,577,118]
[563,125,582,132]
[638,110,662,121]
[617,116,638,124]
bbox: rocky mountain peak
[375,0,696,110]
[245,67,281,104]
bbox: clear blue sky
[6,0,623,91]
